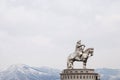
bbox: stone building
[60,69,100,80]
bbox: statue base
[60,69,100,80]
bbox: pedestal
[60,69,100,80]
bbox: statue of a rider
[75,40,85,59]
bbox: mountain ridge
[0,64,120,80]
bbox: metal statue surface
[67,40,94,69]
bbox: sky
[0,0,120,69]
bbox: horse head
[84,48,94,56]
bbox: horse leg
[69,60,74,69]
[67,59,70,69]
[67,62,69,69]
[83,61,86,69]
[67,59,74,69]
[83,62,86,69]
[71,62,73,69]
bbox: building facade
[60,69,100,80]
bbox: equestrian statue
[67,40,94,69]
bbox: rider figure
[75,40,85,58]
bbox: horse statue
[67,41,94,69]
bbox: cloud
[0,0,120,69]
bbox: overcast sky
[0,0,120,69]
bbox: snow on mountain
[0,64,60,80]
[96,68,120,80]
[0,64,120,80]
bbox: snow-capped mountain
[0,64,120,80]
[0,64,60,80]
[96,68,120,80]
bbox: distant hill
[96,68,120,80]
[0,64,60,80]
[0,64,120,80]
